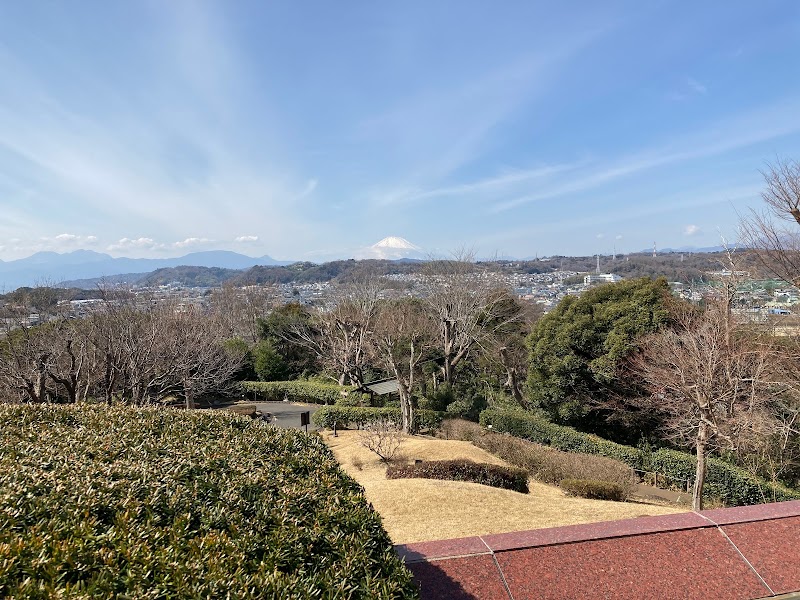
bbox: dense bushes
[0,404,417,599]
[241,380,356,405]
[559,479,626,501]
[387,459,529,493]
[438,419,636,498]
[480,408,800,506]
[313,406,444,432]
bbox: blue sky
[1,1,799,261]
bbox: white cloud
[684,224,701,236]
[172,237,212,249]
[51,233,98,246]
[596,233,605,239]
[615,234,623,240]
[107,237,161,252]
[234,235,259,243]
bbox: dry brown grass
[440,420,638,496]
[322,430,685,544]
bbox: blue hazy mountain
[0,250,289,290]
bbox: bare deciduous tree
[740,158,800,286]
[422,252,526,387]
[370,299,436,433]
[627,301,780,510]
[280,279,381,386]
[209,283,277,343]
[358,419,404,463]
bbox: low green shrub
[480,408,800,507]
[559,478,626,501]
[0,404,417,599]
[313,406,444,432]
[240,380,353,405]
[439,419,636,499]
[387,459,529,493]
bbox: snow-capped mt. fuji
[357,236,425,260]
[372,236,420,251]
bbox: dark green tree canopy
[527,277,672,427]
[256,302,317,379]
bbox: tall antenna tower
[652,242,657,258]
[596,254,600,274]
[612,245,616,261]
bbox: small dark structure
[358,378,401,405]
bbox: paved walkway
[250,400,322,431]
[208,400,322,431]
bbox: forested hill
[57,251,765,290]
[231,259,423,285]
[138,266,242,287]
[139,259,428,287]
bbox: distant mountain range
[0,250,289,290]
[639,245,730,254]
[0,239,744,292]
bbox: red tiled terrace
[396,500,800,600]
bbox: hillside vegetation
[0,405,416,599]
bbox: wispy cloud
[0,6,322,261]
[479,183,760,249]
[372,162,580,208]
[361,23,613,205]
[489,97,800,213]
[687,77,708,95]
[234,235,259,243]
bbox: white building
[584,273,622,285]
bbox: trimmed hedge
[387,459,529,493]
[559,479,625,501]
[480,408,800,507]
[313,406,444,432]
[241,380,355,405]
[0,404,418,599]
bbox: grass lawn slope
[0,404,417,599]
[324,431,683,544]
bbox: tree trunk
[693,421,708,511]
[499,346,528,409]
[184,377,194,410]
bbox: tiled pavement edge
[397,500,800,599]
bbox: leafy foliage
[256,303,318,379]
[0,404,417,599]
[480,408,800,506]
[526,277,672,432]
[252,339,289,381]
[386,459,529,493]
